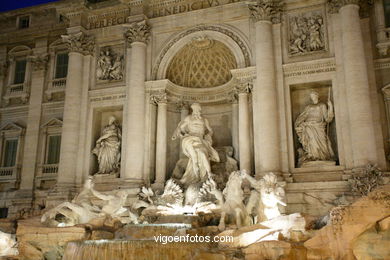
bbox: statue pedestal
[300,160,336,168]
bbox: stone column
[153,92,168,185]
[231,96,239,161]
[57,31,94,187]
[123,20,150,181]
[249,0,283,175]
[19,53,48,191]
[236,83,252,172]
[330,0,378,166]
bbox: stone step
[291,170,346,183]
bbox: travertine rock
[304,185,390,260]
[242,240,292,260]
[17,218,88,260]
[90,230,114,240]
[352,225,390,260]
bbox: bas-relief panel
[290,82,339,168]
[287,8,328,57]
[96,45,124,86]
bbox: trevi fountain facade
[0,0,389,259]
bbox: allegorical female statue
[172,103,220,187]
[92,116,121,174]
[295,90,335,167]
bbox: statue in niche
[92,116,121,175]
[295,90,335,167]
[96,48,123,81]
[171,103,220,187]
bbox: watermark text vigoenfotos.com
[154,234,233,244]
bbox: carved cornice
[29,54,49,71]
[327,0,373,16]
[283,58,336,78]
[248,0,284,23]
[124,20,151,45]
[61,32,95,55]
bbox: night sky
[0,0,60,12]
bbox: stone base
[301,160,336,168]
[285,180,351,216]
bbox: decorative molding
[283,58,336,77]
[248,0,284,23]
[40,118,63,129]
[374,58,390,70]
[146,78,235,104]
[61,32,95,55]
[124,20,151,45]
[29,54,49,71]
[152,25,251,79]
[0,122,24,134]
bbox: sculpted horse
[218,171,251,231]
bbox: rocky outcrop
[304,184,390,260]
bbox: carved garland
[152,25,251,80]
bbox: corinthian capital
[61,32,95,55]
[327,0,372,15]
[29,54,49,71]
[248,0,284,23]
[235,81,253,94]
[124,20,151,45]
[150,91,168,104]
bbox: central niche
[166,37,237,88]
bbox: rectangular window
[3,139,18,167]
[55,53,69,79]
[0,208,8,219]
[46,135,61,164]
[385,0,390,27]
[18,16,30,29]
[13,60,27,84]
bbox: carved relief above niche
[96,46,124,83]
[287,9,328,57]
[290,81,338,168]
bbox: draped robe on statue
[172,113,219,186]
[295,102,334,164]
